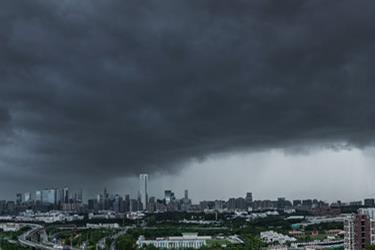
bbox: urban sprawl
[0,174,374,250]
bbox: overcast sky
[1,0,375,201]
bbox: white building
[86,223,120,229]
[0,223,23,232]
[139,174,149,210]
[260,231,296,245]
[16,210,83,223]
[137,233,211,249]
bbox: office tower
[16,193,22,205]
[124,194,130,212]
[6,201,15,213]
[164,190,175,205]
[63,187,69,203]
[293,200,302,207]
[235,197,247,210]
[227,198,236,211]
[277,197,286,210]
[147,196,156,213]
[245,192,253,209]
[58,188,69,204]
[139,174,149,210]
[214,200,225,210]
[103,188,111,210]
[0,200,6,214]
[24,192,31,203]
[113,195,123,213]
[344,208,375,250]
[35,190,42,202]
[104,188,109,199]
[88,199,98,211]
[130,199,139,212]
[245,192,253,203]
[42,189,57,204]
[364,199,375,208]
[302,199,313,209]
[74,190,83,203]
[182,190,192,211]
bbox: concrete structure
[137,233,211,249]
[260,231,296,245]
[364,199,375,208]
[344,208,375,250]
[24,192,31,203]
[164,190,175,205]
[139,174,149,210]
[0,223,23,232]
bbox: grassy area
[0,227,31,250]
[206,239,230,247]
[0,239,29,250]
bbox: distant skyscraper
[24,192,31,203]
[16,193,22,205]
[35,190,42,202]
[245,192,253,203]
[63,187,69,203]
[42,189,57,204]
[58,188,69,204]
[139,174,149,210]
[364,199,375,208]
[164,190,175,205]
[184,190,189,200]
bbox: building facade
[137,233,211,249]
[345,208,375,250]
[139,174,149,210]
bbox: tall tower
[139,174,149,210]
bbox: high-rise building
[63,188,69,203]
[16,193,22,205]
[181,190,192,211]
[41,189,57,204]
[245,192,253,203]
[88,199,98,211]
[344,208,375,250]
[124,194,130,212]
[293,200,302,207]
[24,192,31,203]
[139,174,149,210]
[364,199,375,208]
[58,188,69,205]
[35,190,42,202]
[164,190,175,205]
[113,195,123,213]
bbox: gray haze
[1,0,375,200]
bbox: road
[110,228,129,250]
[95,227,130,250]
[18,224,55,250]
[18,223,81,250]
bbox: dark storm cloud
[0,0,375,184]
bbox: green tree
[116,235,137,250]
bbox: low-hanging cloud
[1,0,375,189]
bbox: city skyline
[1,1,375,249]
[4,147,375,203]
[4,173,375,206]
